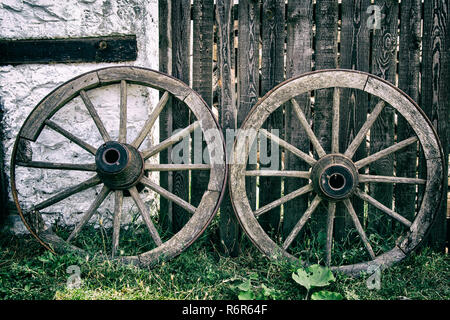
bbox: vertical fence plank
[159,0,173,232]
[170,0,191,232]
[338,0,371,239]
[368,0,399,236]
[313,0,338,234]
[191,0,214,208]
[217,0,240,256]
[259,0,285,235]
[421,0,449,251]
[238,0,260,211]
[396,0,421,224]
[282,0,313,242]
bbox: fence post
[237,0,260,212]
[258,0,285,235]
[338,0,372,240]
[217,0,240,256]
[282,0,313,244]
[368,0,398,237]
[191,0,214,208]
[421,0,449,251]
[396,0,422,224]
[312,0,338,235]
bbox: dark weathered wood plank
[0,36,137,65]
[283,0,313,242]
[191,0,214,208]
[238,0,260,212]
[421,0,449,250]
[170,0,191,233]
[159,0,174,233]
[368,0,399,236]
[338,0,372,239]
[217,0,240,257]
[396,0,421,224]
[259,0,285,235]
[313,0,338,237]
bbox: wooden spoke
[344,100,386,158]
[282,195,322,250]
[67,185,110,242]
[28,175,101,212]
[144,163,211,171]
[259,128,317,166]
[16,161,96,172]
[245,170,310,179]
[132,91,170,149]
[291,99,327,158]
[326,202,336,266]
[355,136,419,169]
[140,176,196,214]
[254,184,313,217]
[119,80,127,143]
[343,198,376,259]
[111,190,124,258]
[331,88,340,153]
[142,121,200,160]
[45,120,97,155]
[354,189,412,228]
[129,186,163,246]
[80,90,111,142]
[359,174,426,185]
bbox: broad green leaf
[311,290,344,300]
[238,290,254,300]
[237,279,251,291]
[292,268,312,290]
[292,264,335,290]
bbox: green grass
[0,227,448,300]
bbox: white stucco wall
[0,0,160,233]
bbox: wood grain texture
[191,0,214,208]
[283,0,313,241]
[396,0,421,223]
[158,0,173,233]
[312,0,338,237]
[170,0,191,233]
[238,0,260,211]
[368,0,398,236]
[0,36,137,65]
[338,0,372,239]
[217,0,240,257]
[421,0,449,250]
[259,0,285,235]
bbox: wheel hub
[311,154,359,201]
[95,141,144,190]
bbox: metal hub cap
[95,141,144,190]
[311,154,358,201]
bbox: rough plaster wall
[0,0,160,233]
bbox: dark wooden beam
[0,35,137,65]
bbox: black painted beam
[0,35,137,65]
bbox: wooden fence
[158,0,449,254]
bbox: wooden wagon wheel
[229,69,444,276]
[11,66,227,266]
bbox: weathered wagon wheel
[11,66,226,266]
[229,69,444,276]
